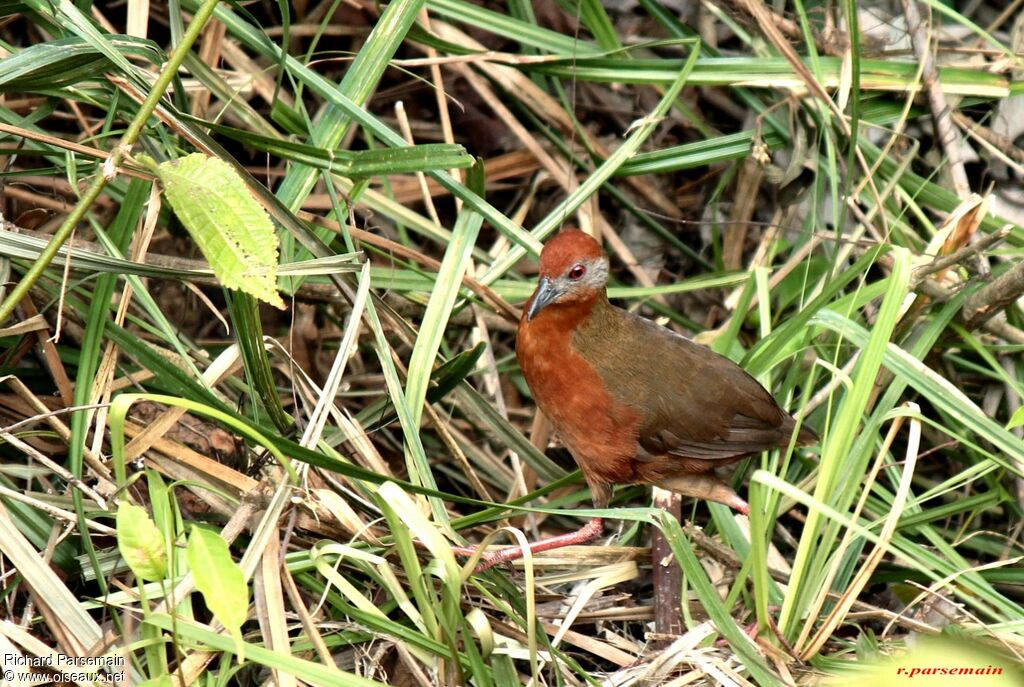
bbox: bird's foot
[452,517,605,573]
[715,608,798,659]
[657,474,749,515]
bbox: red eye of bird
[568,264,586,280]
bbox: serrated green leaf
[187,524,248,656]
[148,153,285,308]
[116,503,167,581]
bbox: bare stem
[0,0,225,324]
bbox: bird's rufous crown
[538,229,604,278]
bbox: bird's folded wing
[575,304,795,462]
[616,313,791,461]
[639,414,791,461]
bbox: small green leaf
[187,525,248,658]
[145,153,285,309]
[1009,406,1024,431]
[116,503,167,581]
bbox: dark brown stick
[651,490,684,640]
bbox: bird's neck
[526,292,608,335]
[568,295,624,360]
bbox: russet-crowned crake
[473,229,816,569]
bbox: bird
[469,229,817,570]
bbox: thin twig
[901,0,971,198]
[0,0,225,324]
[952,112,1024,166]
[394,100,442,226]
[0,483,114,534]
[875,253,1024,344]
[962,260,1024,331]
[0,432,108,507]
[911,227,1011,285]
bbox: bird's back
[572,300,813,469]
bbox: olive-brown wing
[578,306,794,462]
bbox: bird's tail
[796,422,819,446]
[776,414,818,449]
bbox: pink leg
[452,517,604,572]
[715,609,797,659]
[657,474,750,515]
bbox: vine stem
[0,0,224,324]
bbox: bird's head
[526,229,609,321]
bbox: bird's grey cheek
[585,262,608,289]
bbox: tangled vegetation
[0,0,1022,685]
